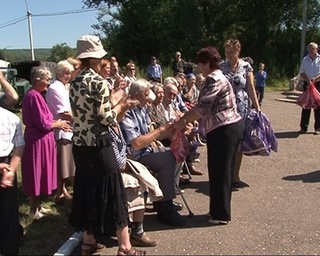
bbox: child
[255,63,267,106]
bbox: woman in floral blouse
[69,35,145,256]
[220,38,260,190]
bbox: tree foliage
[46,43,75,63]
[84,0,320,77]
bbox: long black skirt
[69,144,129,236]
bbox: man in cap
[171,51,186,76]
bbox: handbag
[297,81,320,109]
[241,110,278,156]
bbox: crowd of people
[0,35,272,255]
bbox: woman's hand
[173,118,187,131]
[110,88,127,108]
[55,119,73,132]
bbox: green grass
[16,167,75,255]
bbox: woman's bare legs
[116,226,132,252]
[29,195,39,213]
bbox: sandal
[81,242,105,255]
[117,247,146,256]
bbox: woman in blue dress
[220,38,260,190]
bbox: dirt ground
[75,91,320,255]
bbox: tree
[0,50,5,61]
[46,43,75,63]
[84,0,320,78]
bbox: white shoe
[175,189,185,195]
[30,210,44,220]
[208,219,228,225]
[38,206,51,214]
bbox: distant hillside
[5,49,53,62]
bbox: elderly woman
[22,66,72,219]
[46,60,75,205]
[220,38,260,190]
[147,83,167,128]
[174,46,244,225]
[68,35,145,256]
[182,73,199,110]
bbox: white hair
[163,76,179,88]
[129,78,150,95]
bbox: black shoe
[298,129,307,134]
[157,201,186,227]
[233,181,249,189]
[173,201,183,211]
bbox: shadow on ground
[282,170,320,183]
[180,180,210,197]
[274,131,300,139]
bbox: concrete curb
[53,232,82,256]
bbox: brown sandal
[81,242,105,255]
[117,247,146,256]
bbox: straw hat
[75,35,107,59]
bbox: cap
[186,73,195,79]
[175,51,181,56]
[75,35,107,59]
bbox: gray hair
[30,66,52,84]
[55,60,74,77]
[151,82,163,94]
[129,78,150,96]
[163,76,179,88]
[308,42,318,50]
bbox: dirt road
[89,91,320,255]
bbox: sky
[0,0,109,49]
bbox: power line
[0,16,27,29]
[33,7,105,17]
[0,5,109,29]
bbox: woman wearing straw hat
[69,35,145,256]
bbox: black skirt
[69,143,129,236]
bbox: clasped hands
[110,88,139,111]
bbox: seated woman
[182,73,199,110]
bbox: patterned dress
[22,89,57,196]
[220,59,253,119]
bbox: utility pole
[24,0,35,61]
[300,0,307,60]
